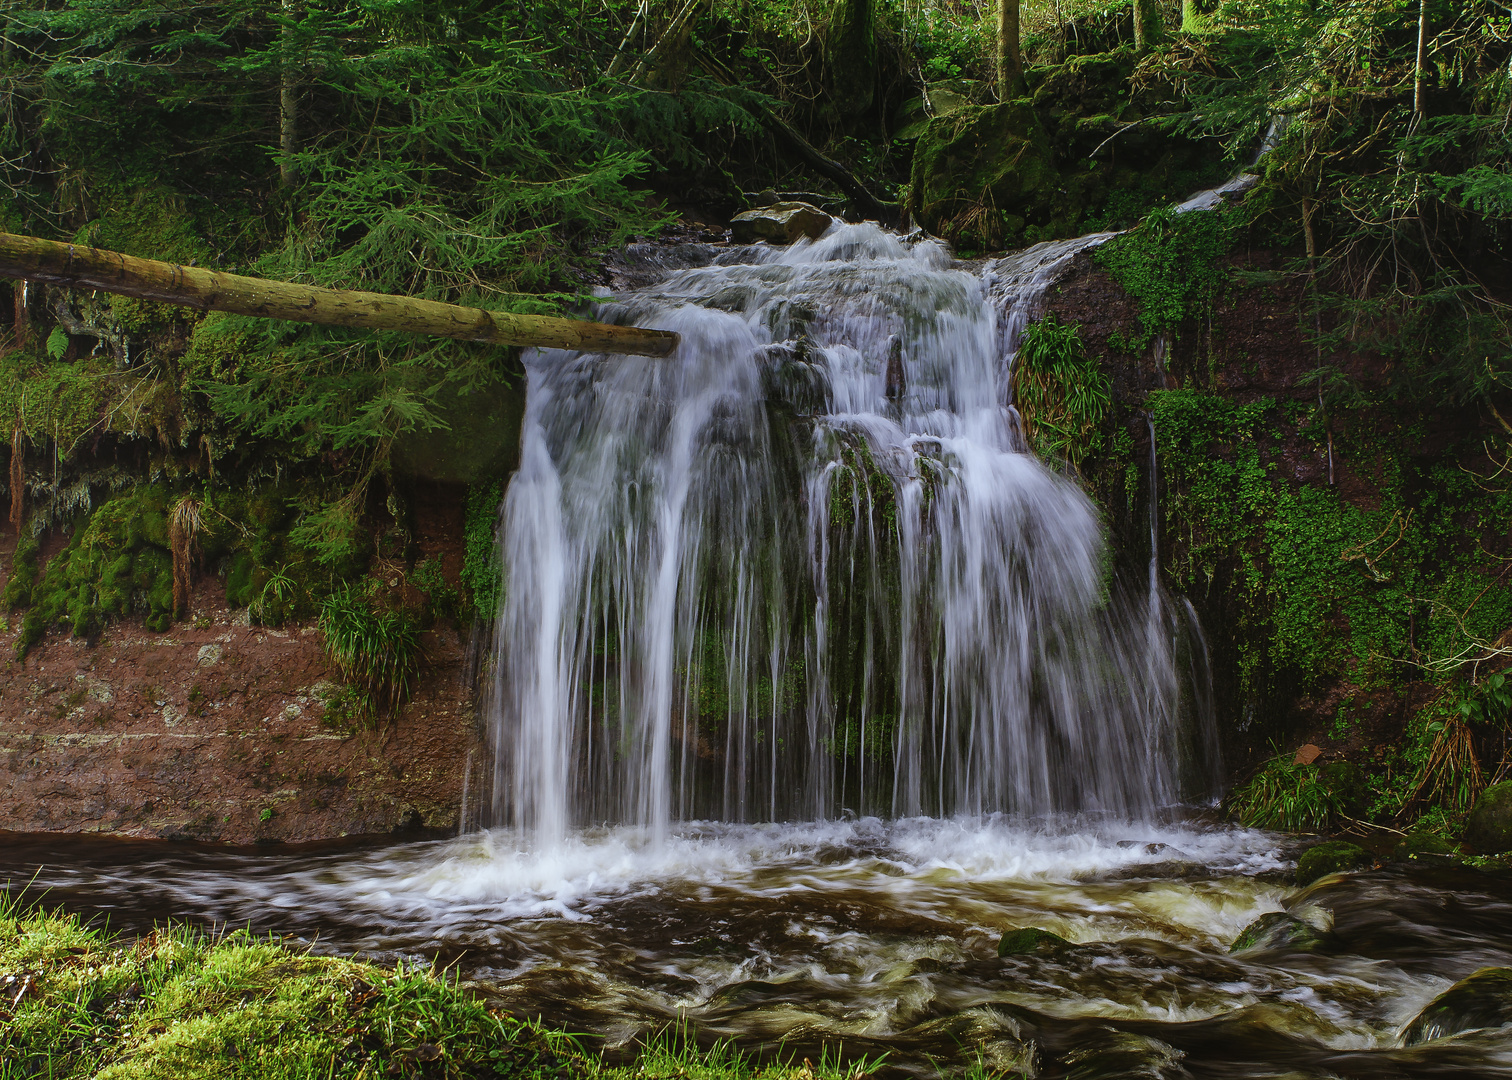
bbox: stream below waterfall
[7,217,1512,1077]
[5,820,1512,1077]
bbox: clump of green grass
[0,895,887,1080]
[1227,753,1341,832]
[319,586,422,722]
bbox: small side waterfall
[488,224,1216,839]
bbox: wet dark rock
[1401,967,1512,1045]
[1295,841,1373,886]
[1229,912,1325,954]
[1466,781,1512,854]
[1391,831,1461,864]
[730,202,833,244]
[998,927,1072,956]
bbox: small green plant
[318,681,366,733]
[410,556,459,625]
[251,564,297,626]
[319,587,422,721]
[259,807,274,822]
[1228,752,1340,831]
[1013,314,1111,468]
[461,481,504,622]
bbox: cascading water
[489,224,1215,837]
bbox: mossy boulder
[1392,831,1461,864]
[998,927,1071,956]
[1295,841,1373,886]
[1466,781,1512,854]
[1229,911,1325,954]
[908,102,1058,250]
[1401,968,1512,1046]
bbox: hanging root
[169,494,205,620]
[9,426,22,534]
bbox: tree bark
[1133,0,1164,50]
[0,232,681,357]
[996,0,1022,103]
[1413,0,1429,119]
[279,0,301,188]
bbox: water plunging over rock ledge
[488,223,1218,840]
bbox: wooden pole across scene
[0,231,680,357]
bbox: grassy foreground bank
[0,897,853,1080]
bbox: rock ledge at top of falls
[729,202,833,244]
[1401,968,1512,1046]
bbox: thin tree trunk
[1133,0,1163,50]
[9,425,22,535]
[279,0,301,188]
[996,0,1022,102]
[1413,0,1429,119]
[606,0,651,78]
[0,231,681,356]
[1181,0,1201,32]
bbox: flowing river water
[6,219,1512,1076]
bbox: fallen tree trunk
[0,232,680,357]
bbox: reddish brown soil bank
[0,541,484,845]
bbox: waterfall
[487,224,1215,838]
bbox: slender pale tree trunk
[1133,0,1164,50]
[1413,0,1429,119]
[996,0,1021,102]
[279,0,301,187]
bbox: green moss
[3,896,867,1080]
[4,532,40,609]
[461,481,504,621]
[1096,206,1235,347]
[1295,841,1373,886]
[998,927,1071,956]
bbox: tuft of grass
[0,894,885,1080]
[319,586,422,722]
[1227,753,1340,832]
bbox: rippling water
[6,819,1512,1077]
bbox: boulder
[1466,781,1512,854]
[1229,911,1325,954]
[998,927,1071,956]
[1295,840,1373,886]
[1401,967,1512,1046]
[907,102,1058,250]
[1391,831,1460,864]
[730,202,833,244]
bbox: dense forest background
[2,0,1512,843]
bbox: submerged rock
[1466,781,1512,854]
[1401,967,1512,1045]
[1295,840,1373,886]
[998,927,1071,956]
[1229,912,1325,954]
[730,202,832,244]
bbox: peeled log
[0,232,679,357]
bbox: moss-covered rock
[1466,782,1512,854]
[1401,968,1512,1046]
[1295,840,1373,886]
[908,102,1058,250]
[1392,831,1461,864]
[998,927,1071,956]
[1229,911,1325,954]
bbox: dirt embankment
[0,487,486,845]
